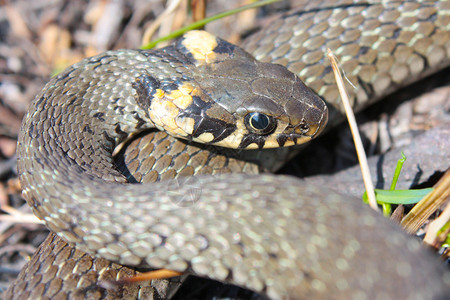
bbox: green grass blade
[141,0,280,49]
[390,152,406,190]
[363,188,434,205]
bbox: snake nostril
[295,122,310,135]
[300,123,310,134]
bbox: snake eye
[245,112,276,135]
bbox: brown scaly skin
[7,0,450,299]
[7,131,262,300]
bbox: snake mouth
[308,107,328,138]
[275,132,312,147]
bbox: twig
[0,205,43,224]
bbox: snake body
[8,0,450,299]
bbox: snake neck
[17,50,157,184]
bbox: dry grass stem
[424,200,450,246]
[327,49,378,210]
[141,0,184,45]
[401,169,450,234]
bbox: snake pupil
[251,113,269,129]
[245,112,276,135]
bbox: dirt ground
[0,0,448,298]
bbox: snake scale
[6,0,450,299]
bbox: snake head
[147,30,328,149]
[236,62,329,149]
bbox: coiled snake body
[7,0,450,299]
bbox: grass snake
[7,0,450,299]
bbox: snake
[6,0,450,299]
